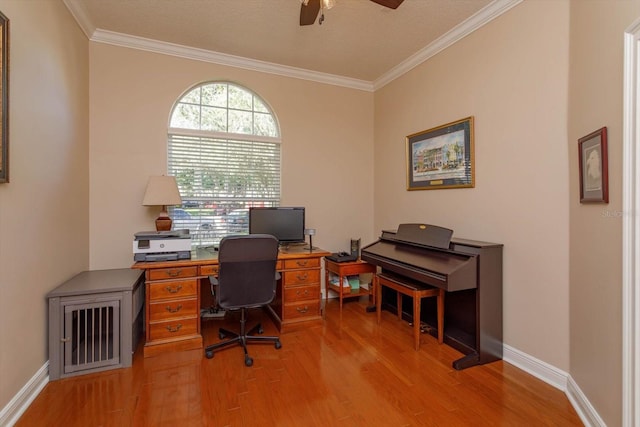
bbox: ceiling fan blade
[369,0,405,9]
[300,0,321,26]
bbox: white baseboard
[503,344,568,390]
[566,375,606,427]
[504,344,604,427]
[0,362,49,427]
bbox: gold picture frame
[578,127,608,203]
[0,11,8,183]
[406,117,474,190]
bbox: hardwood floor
[17,298,583,426]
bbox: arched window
[168,81,281,247]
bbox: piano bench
[375,273,444,351]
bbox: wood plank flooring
[16,298,583,426]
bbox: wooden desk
[132,246,330,357]
[324,259,377,313]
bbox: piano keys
[361,223,503,370]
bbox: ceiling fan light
[321,0,335,10]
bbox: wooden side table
[324,258,377,313]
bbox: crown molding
[91,29,374,92]
[63,0,522,92]
[62,0,95,38]
[373,0,524,90]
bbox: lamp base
[155,216,172,231]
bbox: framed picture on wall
[406,116,474,190]
[0,11,8,184]
[578,127,608,204]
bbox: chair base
[204,307,282,366]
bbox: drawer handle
[296,272,309,281]
[296,289,310,297]
[166,304,183,313]
[165,284,183,293]
[166,269,183,277]
[296,260,309,267]
[296,306,309,314]
[165,324,183,333]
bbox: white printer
[133,229,192,262]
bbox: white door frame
[622,18,640,427]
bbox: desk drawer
[284,284,319,302]
[283,258,320,270]
[148,266,198,281]
[149,298,198,321]
[199,265,219,276]
[283,269,320,286]
[149,279,198,300]
[149,317,199,341]
[284,301,320,320]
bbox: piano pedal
[408,321,433,334]
[421,322,434,334]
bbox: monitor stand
[279,242,310,252]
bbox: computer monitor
[249,207,305,244]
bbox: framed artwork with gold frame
[406,117,474,190]
[578,127,608,203]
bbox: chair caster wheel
[245,356,253,367]
[205,350,214,359]
[275,340,282,350]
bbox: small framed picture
[406,117,474,190]
[0,11,8,183]
[578,127,608,203]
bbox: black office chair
[204,234,282,366]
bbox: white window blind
[167,82,281,247]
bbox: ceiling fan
[300,0,405,26]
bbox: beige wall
[374,1,571,369]
[1,1,636,425]
[88,43,374,269]
[0,0,89,411]
[568,1,640,425]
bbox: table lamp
[142,175,182,231]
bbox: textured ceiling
[69,0,494,82]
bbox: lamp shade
[142,176,182,207]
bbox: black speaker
[350,238,361,258]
